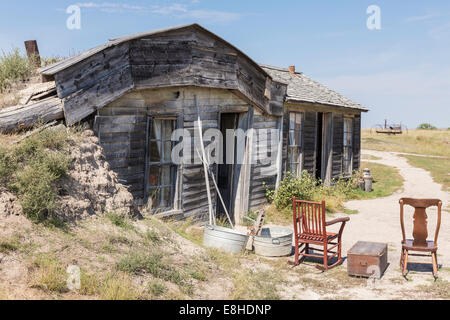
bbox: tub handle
[272,239,280,245]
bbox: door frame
[321,112,334,185]
[217,110,251,223]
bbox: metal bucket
[203,224,249,254]
[254,227,293,257]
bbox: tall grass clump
[0,48,33,92]
[30,254,68,293]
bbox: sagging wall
[282,104,362,183]
[94,86,282,222]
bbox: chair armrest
[326,217,350,226]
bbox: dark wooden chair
[293,197,350,271]
[399,198,443,278]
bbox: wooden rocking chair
[293,198,350,271]
[399,198,442,279]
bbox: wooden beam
[0,98,63,133]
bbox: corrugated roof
[40,23,269,78]
[260,64,368,111]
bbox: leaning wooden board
[347,241,388,279]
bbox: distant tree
[417,123,437,130]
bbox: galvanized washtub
[203,224,249,254]
[253,227,293,257]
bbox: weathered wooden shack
[39,23,367,223]
[261,65,368,185]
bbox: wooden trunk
[347,241,388,279]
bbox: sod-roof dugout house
[39,23,368,223]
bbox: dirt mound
[55,129,135,221]
[0,189,23,217]
[0,129,135,221]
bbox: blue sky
[1,0,449,128]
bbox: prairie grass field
[362,129,450,158]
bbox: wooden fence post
[24,40,41,68]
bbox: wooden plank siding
[248,110,281,210]
[332,113,344,180]
[94,86,255,221]
[94,111,147,199]
[55,26,285,126]
[280,105,364,185]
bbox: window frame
[343,117,354,175]
[146,116,178,213]
[287,111,304,176]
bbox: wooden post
[195,95,214,225]
[24,40,41,68]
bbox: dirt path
[339,149,450,277]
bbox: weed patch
[106,212,134,230]
[0,239,19,254]
[30,254,68,293]
[0,127,72,222]
[0,48,33,93]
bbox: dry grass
[231,269,283,300]
[401,155,450,191]
[29,254,68,293]
[362,129,450,158]
[419,279,450,299]
[361,154,381,160]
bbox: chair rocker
[292,197,350,271]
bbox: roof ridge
[259,63,303,75]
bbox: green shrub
[417,123,437,130]
[7,128,71,222]
[266,170,363,212]
[0,147,15,185]
[266,171,318,209]
[0,48,33,92]
[13,163,58,221]
[148,280,167,297]
[105,212,133,230]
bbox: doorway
[315,112,333,184]
[217,113,239,218]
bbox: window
[288,112,303,175]
[343,117,353,175]
[148,118,177,212]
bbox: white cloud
[152,4,188,15]
[75,2,145,13]
[405,13,439,23]
[151,3,241,23]
[73,1,241,23]
[182,9,241,23]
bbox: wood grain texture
[0,98,64,133]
